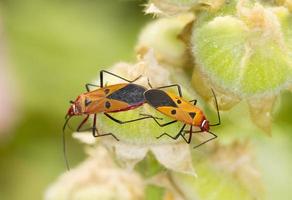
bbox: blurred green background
[0,0,149,199]
[0,0,292,200]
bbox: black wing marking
[144,89,178,108]
[189,112,196,119]
[107,84,146,105]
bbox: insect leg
[100,70,142,87]
[94,132,120,141]
[189,99,197,105]
[139,113,178,127]
[210,88,221,127]
[92,114,119,141]
[76,115,90,131]
[156,124,187,141]
[92,114,97,136]
[155,84,182,97]
[104,113,162,124]
[85,83,100,92]
[77,127,119,141]
[193,131,217,149]
[165,125,201,144]
[186,125,193,144]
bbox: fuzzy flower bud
[136,13,195,68]
[45,146,144,200]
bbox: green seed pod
[191,0,292,133]
[192,64,241,111]
[192,8,292,96]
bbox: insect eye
[85,98,92,106]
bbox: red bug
[141,85,221,148]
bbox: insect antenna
[64,113,75,131]
[209,88,221,127]
[62,115,72,170]
[147,78,153,88]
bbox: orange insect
[63,70,161,169]
[141,85,221,148]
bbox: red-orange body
[67,83,147,116]
[143,88,220,148]
[144,89,209,132]
[157,92,207,128]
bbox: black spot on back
[171,110,176,115]
[177,100,182,104]
[105,101,111,109]
[189,112,196,119]
[107,84,146,105]
[85,98,92,107]
[144,89,178,108]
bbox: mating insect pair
[63,70,221,169]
